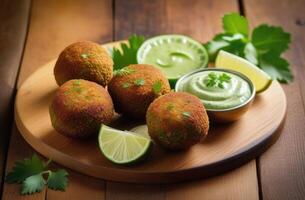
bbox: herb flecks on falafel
[114,67,135,76]
[49,79,115,138]
[152,80,163,96]
[108,64,171,119]
[146,92,209,150]
[54,41,113,86]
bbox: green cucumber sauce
[177,71,252,110]
[137,35,208,80]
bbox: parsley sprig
[204,13,292,83]
[204,72,231,89]
[112,34,145,70]
[5,155,68,195]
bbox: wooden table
[1,0,305,199]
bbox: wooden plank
[108,0,259,199]
[166,161,258,200]
[0,0,31,192]
[47,169,106,200]
[114,0,233,42]
[17,0,113,88]
[243,0,305,199]
[2,126,46,200]
[2,0,112,199]
[106,183,164,200]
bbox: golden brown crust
[54,41,113,86]
[49,79,114,138]
[146,92,209,150]
[108,64,171,119]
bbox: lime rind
[98,125,152,164]
[137,35,209,84]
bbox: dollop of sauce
[138,36,207,79]
[177,71,252,110]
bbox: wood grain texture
[2,126,46,200]
[14,48,286,183]
[114,0,234,42]
[106,183,164,200]
[0,0,31,191]
[17,0,113,89]
[2,0,112,199]
[109,0,260,199]
[244,0,305,199]
[165,160,258,200]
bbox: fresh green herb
[80,53,90,59]
[5,154,45,184]
[73,80,81,86]
[134,79,145,86]
[152,80,162,95]
[222,13,249,37]
[47,169,69,191]
[159,132,167,142]
[113,67,135,76]
[167,103,174,111]
[182,112,191,118]
[205,72,231,89]
[5,155,69,195]
[204,13,292,83]
[112,34,145,70]
[122,83,131,88]
[21,173,45,195]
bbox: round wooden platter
[15,41,286,184]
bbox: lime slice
[137,35,208,87]
[215,50,272,93]
[98,125,152,164]
[130,125,150,139]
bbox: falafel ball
[146,92,209,150]
[108,64,171,119]
[49,79,114,138]
[54,41,113,86]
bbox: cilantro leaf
[204,72,231,88]
[113,67,135,76]
[47,169,69,191]
[223,13,249,37]
[6,154,69,195]
[204,12,292,83]
[204,33,246,61]
[112,34,145,70]
[21,173,45,195]
[182,112,191,118]
[244,42,258,65]
[122,83,131,88]
[152,80,162,95]
[259,52,293,83]
[219,73,231,82]
[252,24,291,55]
[5,154,45,183]
[134,79,145,86]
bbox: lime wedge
[137,35,208,87]
[215,50,272,93]
[130,125,150,139]
[98,125,152,164]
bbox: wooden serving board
[15,42,286,183]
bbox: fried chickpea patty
[146,92,209,150]
[49,79,114,138]
[108,64,171,119]
[54,41,113,86]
